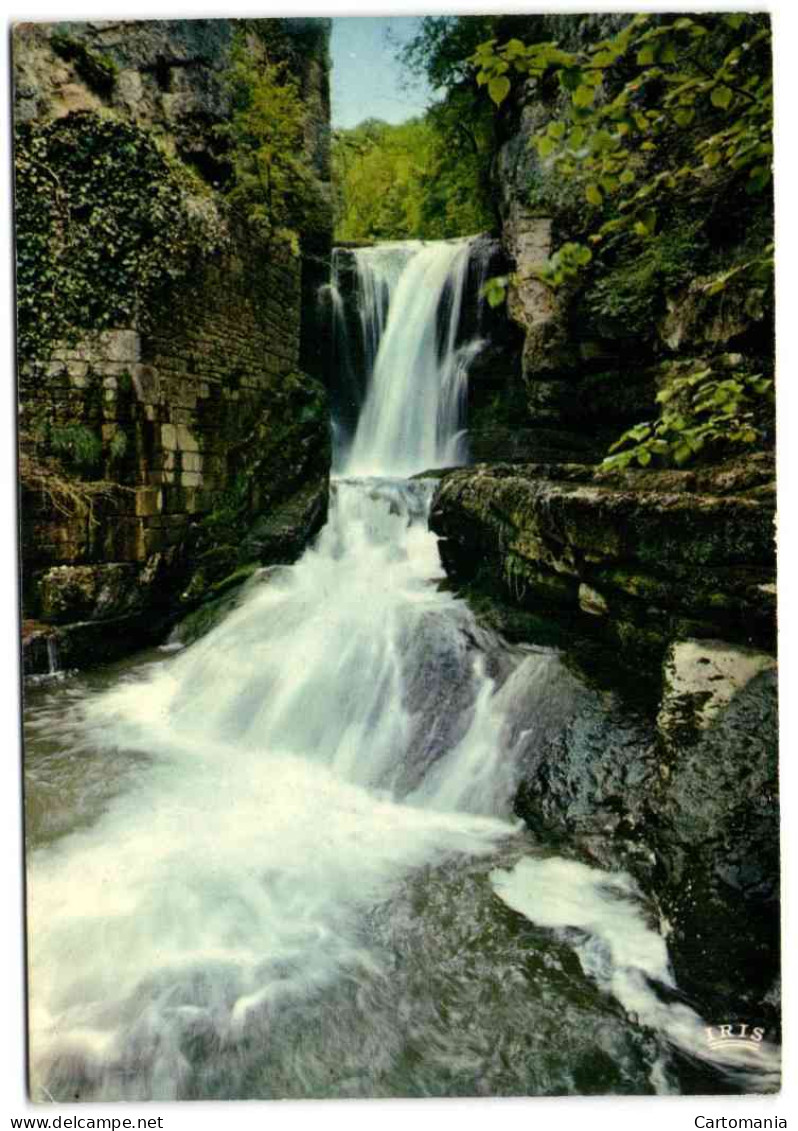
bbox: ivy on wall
[14,111,224,360]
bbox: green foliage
[586,221,704,334]
[14,112,221,360]
[333,111,493,241]
[481,275,510,308]
[217,33,312,250]
[49,423,103,474]
[398,15,497,88]
[473,13,773,291]
[51,32,118,94]
[334,15,499,242]
[537,241,592,286]
[602,365,774,470]
[204,472,252,544]
[108,428,128,462]
[471,14,774,469]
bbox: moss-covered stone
[431,458,776,656]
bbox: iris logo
[705,1023,766,1053]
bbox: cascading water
[340,239,481,477]
[24,237,779,1102]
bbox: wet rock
[507,631,779,1029]
[650,658,779,1024]
[431,458,776,655]
[468,427,601,465]
[657,638,776,747]
[241,476,328,565]
[36,563,142,623]
[511,656,660,863]
[172,566,279,646]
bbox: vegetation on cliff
[470,12,774,469]
[217,31,315,252]
[394,14,774,472]
[332,19,501,241]
[14,110,222,520]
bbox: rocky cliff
[428,14,778,1031]
[431,13,775,662]
[14,19,333,673]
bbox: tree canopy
[332,110,493,242]
[217,31,314,251]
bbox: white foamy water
[27,479,524,1099]
[342,240,480,477]
[491,856,782,1093]
[25,235,779,1101]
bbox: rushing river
[23,239,779,1101]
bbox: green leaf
[747,165,771,194]
[481,275,509,308]
[586,183,603,206]
[590,129,614,153]
[711,84,733,109]
[536,135,557,158]
[573,85,596,108]
[637,44,657,65]
[488,75,511,106]
[547,120,567,140]
[559,67,584,92]
[504,38,527,58]
[673,443,692,466]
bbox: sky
[330,17,438,129]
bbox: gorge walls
[431,13,775,660]
[14,19,333,672]
[425,14,778,1028]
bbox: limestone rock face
[510,636,779,1024]
[488,15,772,458]
[652,643,779,1020]
[431,457,776,655]
[657,638,777,744]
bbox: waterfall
[27,479,526,1101]
[25,236,779,1101]
[340,239,482,477]
[46,635,59,676]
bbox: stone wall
[14,18,333,672]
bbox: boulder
[650,640,780,1023]
[508,635,779,1027]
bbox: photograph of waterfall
[11,8,780,1110]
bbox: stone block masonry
[14,18,333,671]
